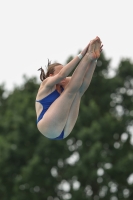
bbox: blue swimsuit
[36,88,64,140]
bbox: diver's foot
[94,36,102,59]
[87,36,100,61]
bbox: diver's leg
[60,39,102,138]
[78,38,102,95]
[62,92,81,138]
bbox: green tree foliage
[0,54,133,200]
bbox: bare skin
[35,36,102,139]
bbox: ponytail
[37,59,51,81]
[38,67,46,81]
[38,59,62,82]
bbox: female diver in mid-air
[35,36,103,140]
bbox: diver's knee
[65,86,82,96]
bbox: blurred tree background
[0,52,133,200]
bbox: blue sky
[0,0,133,91]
